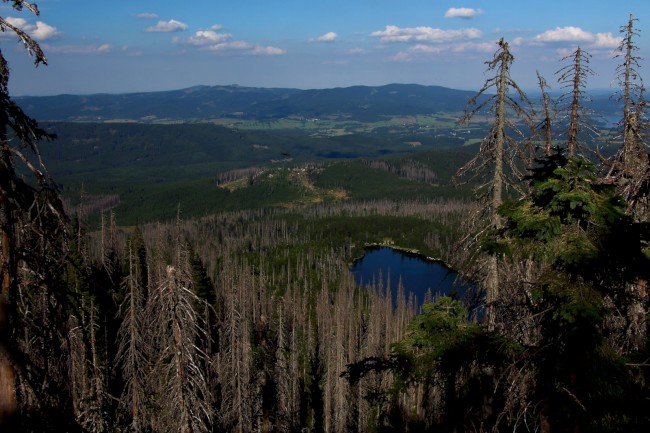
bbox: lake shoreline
[350,245,469,306]
[350,242,454,270]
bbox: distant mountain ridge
[17,83,478,122]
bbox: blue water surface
[350,247,469,306]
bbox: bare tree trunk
[0,259,17,430]
[486,43,508,331]
[68,315,86,424]
[147,225,212,433]
[611,13,648,351]
[537,71,554,156]
[567,47,582,158]
[88,299,108,432]
[116,243,148,433]
[622,14,634,165]
[557,46,594,159]
[454,38,533,331]
[0,153,18,430]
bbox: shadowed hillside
[18,84,478,122]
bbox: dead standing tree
[536,71,556,156]
[607,13,650,219]
[1,1,68,430]
[115,242,148,433]
[453,38,534,330]
[602,13,649,352]
[556,46,597,158]
[147,220,212,433]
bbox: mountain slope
[18,84,477,122]
[17,85,301,122]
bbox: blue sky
[1,0,649,95]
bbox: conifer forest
[1,3,650,433]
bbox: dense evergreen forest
[1,4,650,433]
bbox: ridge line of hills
[17,82,619,124]
[15,83,486,123]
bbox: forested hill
[17,84,478,122]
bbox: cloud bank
[173,24,286,56]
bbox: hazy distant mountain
[17,84,478,122]
[253,84,477,121]
[16,85,299,122]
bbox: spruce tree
[495,148,650,432]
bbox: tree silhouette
[1,2,67,430]
[608,13,650,220]
[454,38,534,329]
[556,46,596,157]
[536,71,556,156]
[147,218,212,433]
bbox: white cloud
[535,26,593,43]
[195,30,231,44]
[204,40,285,56]
[45,43,113,54]
[135,13,159,19]
[172,24,230,46]
[592,32,620,48]
[168,23,286,56]
[4,17,29,30]
[31,21,60,40]
[389,52,413,62]
[555,47,576,58]
[120,45,144,56]
[252,45,286,55]
[371,25,482,43]
[409,44,442,54]
[144,19,188,33]
[206,41,252,51]
[371,25,412,42]
[449,41,495,53]
[314,31,338,42]
[534,26,621,49]
[444,8,484,19]
[511,37,525,47]
[407,41,494,55]
[176,30,232,46]
[3,16,60,41]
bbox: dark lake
[350,246,470,306]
